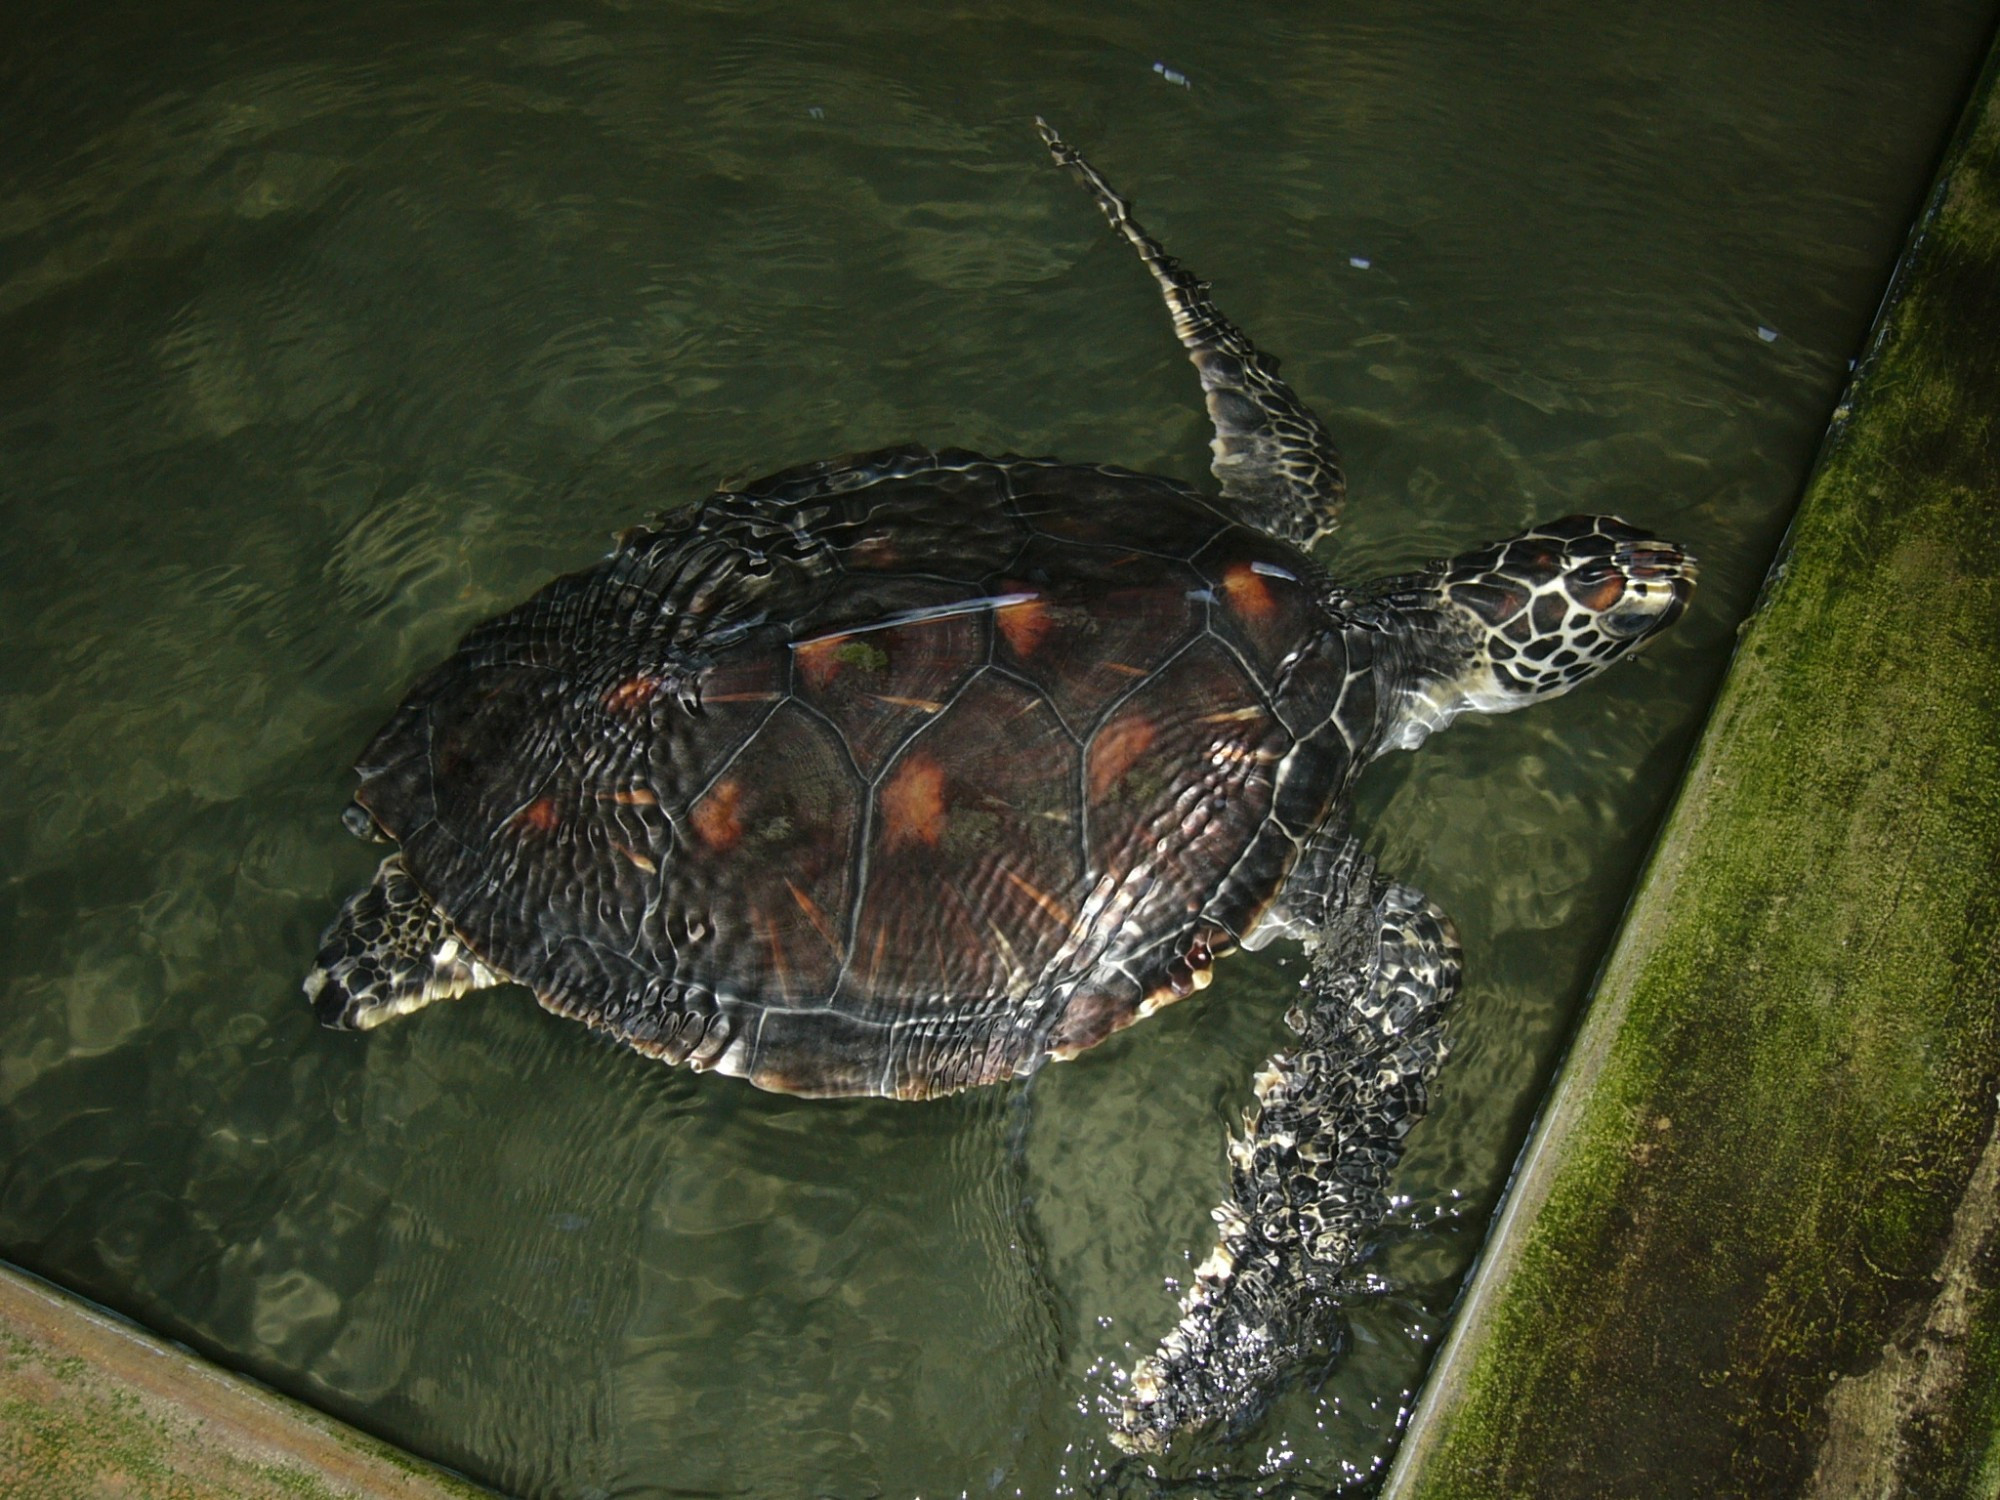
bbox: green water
[2,2,1992,1495]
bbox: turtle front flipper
[303,855,503,1030]
[1113,868,1460,1450]
[1037,119,1345,547]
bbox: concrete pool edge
[1383,23,2000,1500]
[0,1260,492,1498]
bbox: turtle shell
[352,447,1373,1097]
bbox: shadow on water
[2,0,1997,1494]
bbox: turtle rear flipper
[304,855,502,1030]
[1114,861,1460,1450]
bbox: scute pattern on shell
[352,447,1372,1097]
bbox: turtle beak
[1600,540,1696,638]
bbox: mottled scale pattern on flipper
[305,854,501,1029]
[1114,863,1462,1449]
[1038,121,1346,547]
[342,447,1370,1097]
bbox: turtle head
[1373,515,1696,752]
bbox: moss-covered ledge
[1384,28,2000,1500]
[0,1261,490,1499]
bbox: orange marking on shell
[868,693,947,712]
[881,752,948,850]
[512,796,560,834]
[794,634,847,689]
[605,786,658,805]
[1088,714,1157,802]
[612,841,657,874]
[756,908,794,1000]
[602,675,663,712]
[785,879,842,956]
[996,593,1052,657]
[1003,870,1073,930]
[690,779,745,852]
[1101,661,1147,677]
[1221,563,1278,622]
[864,923,890,992]
[1199,706,1267,725]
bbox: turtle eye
[1601,591,1683,635]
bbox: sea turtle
[304,122,1694,1447]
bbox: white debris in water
[1349,256,1372,269]
[1757,325,1779,342]
[807,105,824,119]
[1153,61,1192,88]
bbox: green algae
[0,1265,489,1500]
[1387,27,2000,1500]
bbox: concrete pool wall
[0,1260,483,1497]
